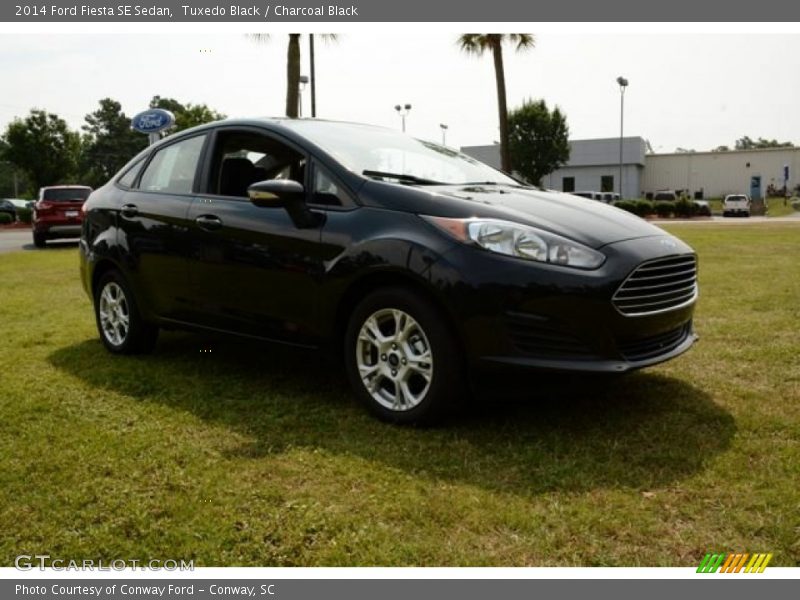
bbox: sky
[1,32,799,152]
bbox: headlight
[423,216,605,269]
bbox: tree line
[0,96,224,197]
[1,32,575,196]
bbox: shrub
[15,207,32,224]
[674,198,694,218]
[613,200,637,215]
[635,200,654,217]
[792,199,800,212]
[654,201,674,217]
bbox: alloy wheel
[98,281,130,346]
[355,308,434,411]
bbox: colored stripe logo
[697,553,772,573]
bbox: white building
[643,147,798,199]
[462,138,799,200]
[462,137,645,199]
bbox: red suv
[32,185,92,247]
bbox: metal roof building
[462,137,646,199]
[462,138,799,200]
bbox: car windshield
[43,188,91,202]
[283,121,519,186]
[727,196,747,202]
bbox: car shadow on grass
[49,333,735,497]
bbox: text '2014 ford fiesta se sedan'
[79,118,698,423]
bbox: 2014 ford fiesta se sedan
[79,118,698,423]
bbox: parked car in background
[653,190,679,202]
[0,199,17,221]
[32,185,92,247]
[601,192,620,203]
[692,200,712,217]
[4,198,33,210]
[722,194,751,217]
[573,191,604,201]
[80,118,698,424]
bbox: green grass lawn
[1,224,799,567]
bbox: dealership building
[462,138,799,200]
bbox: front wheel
[344,287,465,424]
[94,270,158,354]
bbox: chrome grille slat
[618,275,695,293]
[614,284,697,302]
[625,269,696,282]
[615,291,696,310]
[613,254,698,317]
[634,259,696,272]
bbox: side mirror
[247,179,305,208]
[247,178,324,229]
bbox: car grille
[506,312,597,360]
[613,254,697,316]
[618,323,692,362]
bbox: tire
[33,232,47,248]
[94,270,158,355]
[344,286,465,425]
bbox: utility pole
[309,34,316,117]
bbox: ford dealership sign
[131,109,175,134]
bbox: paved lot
[0,230,78,254]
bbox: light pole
[440,123,448,146]
[394,103,412,132]
[298,75,309,117]
[309,34,316,118]
[616,76,629,199]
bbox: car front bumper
[428,234,698,373]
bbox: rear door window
[117,158,146,189]
[139,135,206,195]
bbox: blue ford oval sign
[131,109,175,134]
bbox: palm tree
[458,34,535,174]
[248,34,338,118]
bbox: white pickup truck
[722,194,751,217]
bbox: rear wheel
[94,270,158,354]
[344,287,464,424]
[32,232,47,248]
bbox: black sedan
[0,199,17,221]
[79,118,698,423]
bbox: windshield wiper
[362,170,445,186]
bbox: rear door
[117,132,208,321]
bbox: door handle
[120,203,139,218]
[195,214,223,231]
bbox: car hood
[360,182,668,249]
